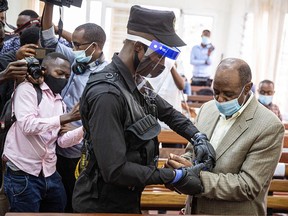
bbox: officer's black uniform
[73,54,200,213]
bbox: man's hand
[59,123,78,135]
[16,44,38,60]
[60,102,81,125]
[0,60,28,82]
[192,132,216,171]
[165,153,192,169]
[207,44,215,56]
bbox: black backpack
[0,84,42,155]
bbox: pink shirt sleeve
[57,127,84,148]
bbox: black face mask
[44,74,68,94]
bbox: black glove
[191,132,216,171]
[171,164,205,195]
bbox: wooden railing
[186,95,213,108]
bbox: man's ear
[245,82,253,94]
[134,41,143,52]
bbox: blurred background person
[190,29,215,87]
[257,79,282,121]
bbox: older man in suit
[167,58,284,215]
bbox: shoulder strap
[33,84,42,105]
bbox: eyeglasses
[72,41,92,49]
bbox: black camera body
[25,57,43,79]
[40,0,82,8]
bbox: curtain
[248,0,288,120]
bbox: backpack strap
[32,84,42,105]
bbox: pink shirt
[3,81,83,177]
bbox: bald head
[213,58,253,105]
[215,58,252,87]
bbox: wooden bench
[187,95,213,108]
[267,179,288,212]
[283,134,288,148]
[267,163,288,214]
[191,86,213,95]
[158,130,188,146]
[141,158,186,210]
[279,148,288,163]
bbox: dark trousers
[56,154,80,213]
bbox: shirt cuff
[42,26,56,40]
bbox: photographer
[0,26,40,111]
[40,2,108,212]
[2,52,83,213]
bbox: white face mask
[73,43,95,63]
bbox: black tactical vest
[81,70,161,167]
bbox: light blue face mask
[258,94,273,105]
[201,36,210,45]
[73,43,95,63]
[215,87,246,117]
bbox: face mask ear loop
[238,85,247,107]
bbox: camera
[35,48,55,60]
[40,0,83,8]
[25,57,43,79]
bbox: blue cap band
[149,40,180,60]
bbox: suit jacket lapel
[196,101,220,139]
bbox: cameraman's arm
[54,25,72,43]
[42,2,53,31]
[41,2,58,48]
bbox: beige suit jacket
[184,96,284,215]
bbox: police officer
[73,5,216,213]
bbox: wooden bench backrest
[186,95,213,108]
[158,130,188,145]
[267,168,288,212]
[191,86,213,95]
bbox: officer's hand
[166,164,205,195]
[165,153,192,169]
[192,132,216,171]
